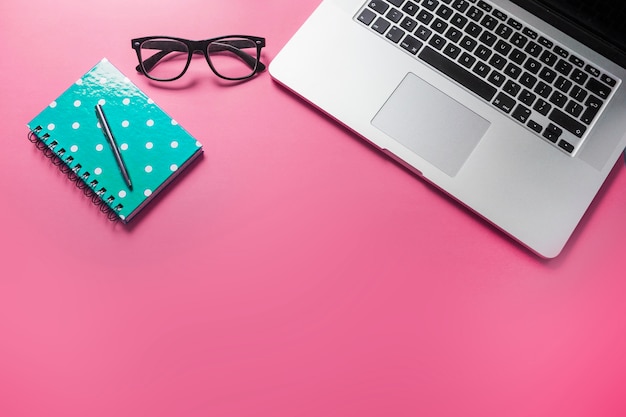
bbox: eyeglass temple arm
[136,40,266,74]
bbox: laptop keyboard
[356,0,620,155]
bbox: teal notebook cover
[27,58,203,223]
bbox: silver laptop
[270,0,626,258]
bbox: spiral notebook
[27,58,203,223]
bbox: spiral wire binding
[28,127,123,222]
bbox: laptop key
[402,1,420,16]
[549,109,586,137]
[543,123,562,143]
[528,120,543,133]
[372,17,391,34]
[512,104,531,123]
[558,140,575,153]
[358,9,377,25]
[586,78,611,99]
[493,92,516,113]
[418,46,497,100]
[400,34,424,54]
[369,1,390,14]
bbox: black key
[509,49,527,65]
[415,25,433,40]
[423,0,439,11]
[481,15,498,30]
[452,0,470,13]
[586,78,611,99]
[533,99,551,116]
[524,41,542,57]
[459,52,477,68]
[568,55,584,68]
[460,35,478,52]
[418,46,497,100]
[477,0,492,12]
[540,50,558,66]
[569,85,587,103]
[512,104,531,123]
[429,34,446,50]
[474,44,492,61]
[451,13,468,29]
[558,140,575,153]
[555,59,573,76]
[386,8,404,23]
[432,18,448,34]
[492,9,507,21]
[473,61,491,77]
[443,43,462,59]
[503,80,521,97]
[493,92,516,113]
[437,5,454,19]
[495,23,513,39]
[400,34,423,54]
[570,69,588,85]
[494,39,512,56]
[464,22,482,37]
[539,67,557,83]
[549,91,567,108]
[369,1,390,14]
[538,36,553,49]
[523,58,541,74]
[388,0,404,6]
[507,18,523,31]
[554,76,572,94]
[554,46,569,58]
[519,89,536,106]
[523,27,538,40]
[468,6,484,21]
[445,27,463,42]
[488,70,505,87]
[358,9,377,25]
[504,62,522,80]
[386,26,405,43]
[416,9,434,24]
[510,33,528,48]
[565,100,583,118]
[520,72,537,88]
[528,119,543,133]
[584,64,600,77]
[549,109,587,137]
[543,123,562,143]
[601,74,617,87]
[580,95,602,124]
[403,1,420,16]
[372,17,391,34]
[534,81,552,99]
[489,53,507,70]
[479,31,497,47]
[400,16,418,32]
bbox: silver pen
[95,104,132,189]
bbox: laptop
[270,0,626,258]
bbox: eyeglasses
[131,35,266,82]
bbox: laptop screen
[511,0,626,67]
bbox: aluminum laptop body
[270,0,626,258]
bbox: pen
[95,104,132,189]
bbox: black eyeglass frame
[131,35,266,81]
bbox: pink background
[1,0,626,416]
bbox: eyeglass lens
[139,37,260,81]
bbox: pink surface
[1,0,626,416]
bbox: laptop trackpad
[372,73,490,177]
